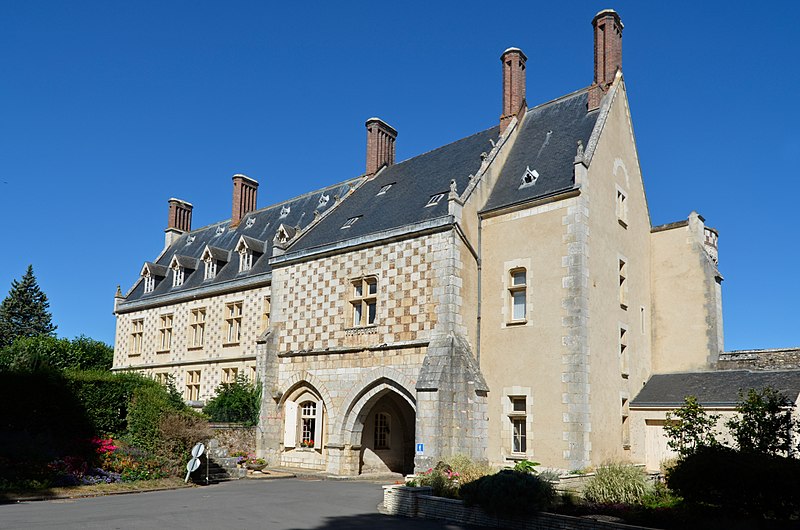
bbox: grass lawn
[0,477,190,502]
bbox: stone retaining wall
[382,485,653,530]
[208,423,256,459]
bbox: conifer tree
[0,265,56,348]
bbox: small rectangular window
[512,419,527,453]
[619,258,628,310]
[204,259,217,280]
[239,249,253,272]
[508,268,527,322]
[144,276,155,294]
[616,188,628,227]
[222,367,238,384]
[186,370,201,401]
[261,296,271,333]
[619,326,629,377]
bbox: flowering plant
[300,440,315,448]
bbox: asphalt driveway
[0,478,479,529]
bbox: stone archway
[357,390,415,475]
[338,379,416,476]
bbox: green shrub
[413,462,461,498]
[726,387,796,457]
[663,396,720,457]
[583,462,651,505]
[157,410,212,473]
[667,445,800,519]
[460,470,556,516]
[126,384,185,452]
[66,370,159,435]
[203,375,261,425]
[0,335,113,372]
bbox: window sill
[223,342,241,347]
[505,319,527,327]
[187,345,204,351]
[156,349,170,354]
[128,353,141,357]
[506,453,528,461]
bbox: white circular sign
[191,442,205,458]
[186,457,201,473]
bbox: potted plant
[246,457,267,471]
[300,440,315,449]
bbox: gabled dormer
[234,235,266,273]
[168,254,199,288]
[140,262,168,294]
[200,245,231,281]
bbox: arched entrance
[357,390,415,475]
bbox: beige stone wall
[480,199,574,468]
[651,214,722,372]
[584,83,654,464]
[113,285,269,402]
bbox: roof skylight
[341,216,361,229]
[377,183,394,195]
[519,166,540,189]
[426,193,445,207]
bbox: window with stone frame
[619,258,628,310]
[154,372,171,386]
[129,319,143,356]
[619,325,629,377]
[509,396,527,454]
[189,307,206,348]
[616,187,628,227]
[374,412,390,450]
[247,364,257,382]
[300,401,317,448]
[186,370,201,401]
[158,314,173,352]
[225,301,243,344]
[508,268,527,322]
[172,266,185,288]
[222,367,238,384]
[261,296,271,333]
[350,277,377,327]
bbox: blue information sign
[415,443,424,455]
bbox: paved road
[0,478,479,529]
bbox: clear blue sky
[1,1,797,351]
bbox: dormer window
[426,193,445,207]
[204,259,217,280]
[234,236,264,274]
[239,248,253,272]
[377,183,394,195]
[280,205,291,218]
[341,216,361,229]
[140,262,167,295]
[200,245,230,282]
[519,166,539,189]
[172,266,185,287]
[317,193,330,208]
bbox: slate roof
[122,178,358,303]
[482,89,599,212]
[631,370,800,407]
[290,126,500,252]
[121,86,602,305]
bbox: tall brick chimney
[365,118,397,177]
[500,47,527,134]
[231,174,259,227]
[165,198,192,248]
[588,9,623,111]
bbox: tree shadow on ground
[287,513,484,530]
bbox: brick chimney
[165,198,192,248]
[588,9,623,111]
[500,47,527,134]
[231,174,259,227]
[365,118,397,177]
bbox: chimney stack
[167,198,193,232]
[588,9,623,111]
[365,118,397,177]
[500,47,527,134]
[231,174,259,226]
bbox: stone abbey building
[113,10,726,475]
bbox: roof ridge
[526,86,591,114]
[390,124,500,168]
